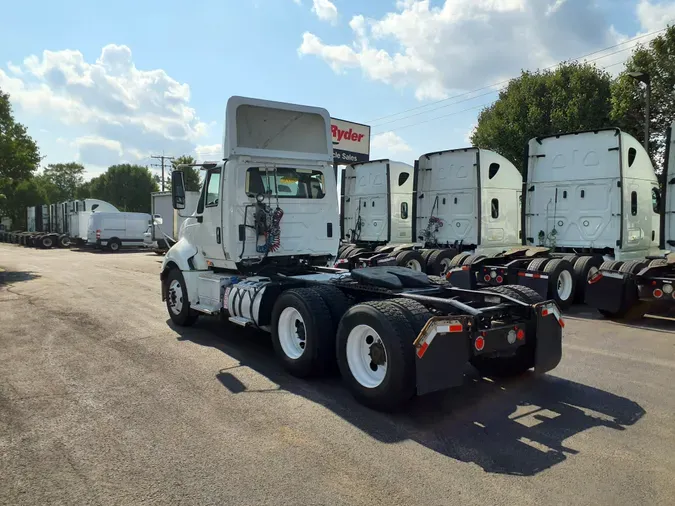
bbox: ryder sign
[331,118,370,164]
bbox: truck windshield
[246,167,325,199]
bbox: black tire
[600,260,622,271]
[387,298,433,335]
[58,235,71,248]
[108,238,122,253]
[166,269,199,327]
[561,254,578,264]
[338,244,350,257]
[572,256,604,302]
[420,249,436,267]
[449,252,471,268]
[527,257,550,272]
[649,259,668,268]
[395,250,425,272]
[339,245,357,259]
[619,260,648,274]
[336,300,417,411]
[40,235,54,249]
[426,248,459,276]
[542,259,576,309]
[462,254,486,266]
[487,284,544,304]
[310,285,352,334]
[271,288,335,378]
[348,247,369,259]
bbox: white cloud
[0,44,207,169]
[311,0,338,24]
[371,132,412,158]
[194,143,222,161]
[637,0,675,31]
[298,0,646,100]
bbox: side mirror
[153,214,163,226]
[172,171,186,210]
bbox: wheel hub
[368,340,386,366]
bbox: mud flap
[446,267,476,289]
[516,271,549,299]
[534,303,563,374]
[414,316,472,396]
[584,271,634,313]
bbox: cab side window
[206,170,221,207]
[652,187,661,214]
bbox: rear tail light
[484,274,491,282]
[96,229,101,239]
[496,275,504,284]
[474,336,485,351]
[663,284,673,294]
[516,328,525,340]
[653,288,663,298]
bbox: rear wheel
[542,259,576,309]
[572,256,604,302]
[108,238,121,252]
[448,252,471,268]
[339,245,357,259]
[40,235,54,249]
[271,288,335,378]
[619,260,648,274]
[395,250,425,272]
[462,254,486,266]
[58,235,71,248]
[337,300,417,411]
[166,269,199,327]
[420,249,436,268]
[426,248,459,276]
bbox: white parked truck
[87,211,152,252]
[449,128,666,312]
[68,199,119,246]
[584,123,675,319]
[144,191,200,253]
[339,159,415,261]
[159,95,564,411]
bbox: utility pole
[151,154,175,192]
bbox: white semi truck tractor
[159,96,564,411]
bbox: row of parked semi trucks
[0,196,181,252]
[335,126,675,320]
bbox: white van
[87,212,151,252]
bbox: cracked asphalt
[1,243,674,506]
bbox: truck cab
[525,129,661,260]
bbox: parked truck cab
[159,96,564,411]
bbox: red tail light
[474,336,485,351]
[96,229,101,239]
[653,288,663,298]
[516,328,525,340]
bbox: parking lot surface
[1,244,674,506]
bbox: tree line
[3,26,675,229]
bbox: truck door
[666,123,675,252]
[188,167,225,263]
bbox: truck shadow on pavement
[169,318,646,477]
[0,269,40,286]
[566,305,675,333]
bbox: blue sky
[1,0,673,179]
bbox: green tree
[40,162,86,201]
[471,62,613,172]
[4,178,48,228]
[168,155,202,192]
[0,88,41,186]
[610,25,675,170]
[88,164,159,212]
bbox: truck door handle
[216,227,221,244]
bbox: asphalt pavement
[1,244,674,505]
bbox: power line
[366,25,670,127]
[150,155,175,192]
[374,56,635,136]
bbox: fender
[160,237,208,304]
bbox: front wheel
[166,269,199,326]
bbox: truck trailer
[159,96,563,411]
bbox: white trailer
[158,95,564,411]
